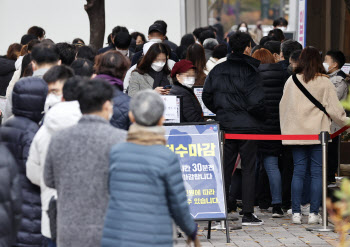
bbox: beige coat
[280,74,349,145]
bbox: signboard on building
[297,0,307,47]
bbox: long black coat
[0,77,47,246]
[0,144,22,247]
[203,53,265,133]
[169,81,204,123]
[0,57,15,96]
[257,63,288,156]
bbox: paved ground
[175,208,340,247]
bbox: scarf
[127,123,166,146]
[95,74,124,91]
[148,68,170,89]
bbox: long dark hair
[136,43,170,75]
[294,46,327,83]
[186,44,207,73]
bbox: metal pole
[337,136,341,177]
[306,131,334,232]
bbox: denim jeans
[263,156,282,205]
[291,145,322,214]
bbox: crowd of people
[0,17,349,247]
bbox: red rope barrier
[224,125,350,141]
[330,126,350,139]
[224,133,319,141]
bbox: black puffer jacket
[169,81,204,123]
[0,144,22,247]
[0,77,48,246]
[203,53,265,133]
[110,88,131,130]
[257,63,287,156]
[0,57,15,96]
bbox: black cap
[148,24,166,35]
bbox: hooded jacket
[203,53,265,133]
[26,101,82,238]
[0,144,22,247]
[0,76,48,246]
[0,57,15,96]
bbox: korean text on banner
[164,124,226,220]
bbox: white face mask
[151,61,166,72]
[116,48,128,57]
[278,26,287,32]
[182,77,196,88]
[239,27,248,33]
[149,38,163,43]
[195,40,201,45]
[323,63,330,73]
[44,93,62,113]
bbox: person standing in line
[203,32,265,226]
[0,76,48,246]
[169,60,204,123]
[128,43,173,97]
[0,144,22,247]
[44,79,126,247]
[94,51,131,130]
[252,48,287,218]
[186,44,207,85]
[324,50,348,183]
[26,76,83,247]
[101,90,200,247]
[280,47,349,225]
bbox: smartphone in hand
[163,85,172,89]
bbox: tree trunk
[84,0,105,50]
[345,0,350,13]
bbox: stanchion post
[337,136,341,177]
[306,131,334,232]
[207,221,211,239]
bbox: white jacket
[26,101,82,238]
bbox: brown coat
[280,74,349,145]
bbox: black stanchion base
[306,225,334,232]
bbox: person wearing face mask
[44,79,126,247]
[130,23,179,67]
[169,60,204,123]
[114,31,134,61]
[253,20,264,44]
[26,76,83,247]
[236,22,257,48]
[324,50,348,183]
[128,43,173,97]
[273,17,288,32]
[43,65,74,113]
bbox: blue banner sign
[164,124,226,220]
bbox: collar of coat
[227,52,261,71]
[79,114,109,124]
[127,123,166,145]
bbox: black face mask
[287,65,294,75]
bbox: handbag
[292,74,331,119]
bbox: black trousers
[279,146,294,210]
[328,136,339,183]
[224,140,257,213]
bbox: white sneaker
[308,213,322,224]
[287,209,292,215]
[301,204,310,216]
[292,213,302,224]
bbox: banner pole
[306,131,334,232]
